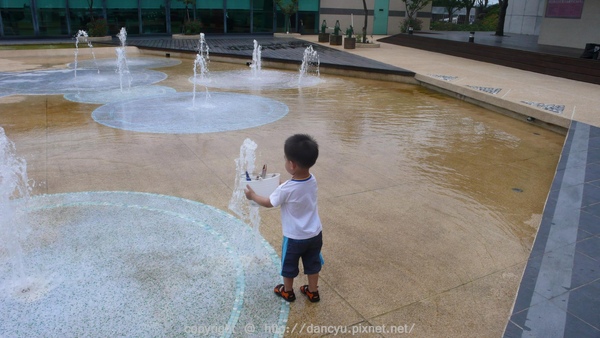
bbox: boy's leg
[307,273,318,292]
[284,276,294,291]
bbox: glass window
[1,0,35,36]
[275,10,295,33]
[141,0,166,34]
[68,0,103,36]
[225,0,249,33]
[226,0,249,10]
[197,7,224,33]
[106,0,139,35]
[171,1,223,34]
[252,0,273,33]
[197,0,222,9]
[169,1,187,34]
[36,0,67,36]
[298,0,318,11]
[298,11,317,34]
[226,9,250,33]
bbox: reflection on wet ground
[0,54,565,336]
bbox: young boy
[244,134,323,303]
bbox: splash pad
[0,191,287,336]
[91,92,289,134]
[0,128,287,336]
[0,28,178,102]
[191,40,323,90]
[0,68,167,96]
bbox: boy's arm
[244,185,273,208]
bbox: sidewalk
[296,34,600,130]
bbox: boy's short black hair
[284,134,319,168]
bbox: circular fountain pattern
[64,85,177,104]
[191,69,323,90]
[0,191,288,337]
[70,57,182,70]
[92,92,289,134]
[0,69,167,96]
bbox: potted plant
[329,20,342,46]
[344,25,356,49]
[318,20,329,42]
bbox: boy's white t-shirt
[269,174,322,240]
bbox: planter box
[330,34,342,46]
[318,33,330,42]
[344,37,356,49]
[77,35,111,42]
[172,34,198,39]
[356,42,381,48]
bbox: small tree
[434,0,464,23]
[85,0,108,36]
[461,0,477,23]
[178,0,201,35]
[274,0,299,34]
[179,0,194,23]
[401,0,431,31]
[475,0,489,18]
[362,0,368,43]
[495,0,508,36]
[87,0,94,21]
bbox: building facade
[505,0,600,49]
[318,0,431,36]
[0,0,431,38]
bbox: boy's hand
[244,185,255,200]
[244,185,274,208]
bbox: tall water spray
[0,127,31,293]
[299,45,320,83]
[228,139,261,251]
[73,30,99,78]
[250,40,262,78]
[116,27,132,92]
[193,33,210,107]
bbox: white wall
[504,0,545,35]
[538,0,600,48]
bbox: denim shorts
[281,232,324,278]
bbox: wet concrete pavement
[1,33,599,336]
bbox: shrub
[430,4,499,31]
[401,18,422,33]
[86,18,108,37]
[183,20,203,35]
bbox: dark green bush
[86,18,108,37]
[183,20,203,35]
[429,4,498,31]
[401,18,423,33]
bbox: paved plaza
[0,33,599,336]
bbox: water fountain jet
[299,45,320,83]
[0,127,33,297]
[192,33,210,107]
[116,27,132,92]
[73,30,99,78]
[229,139,280,254]
[250,40,262,78]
